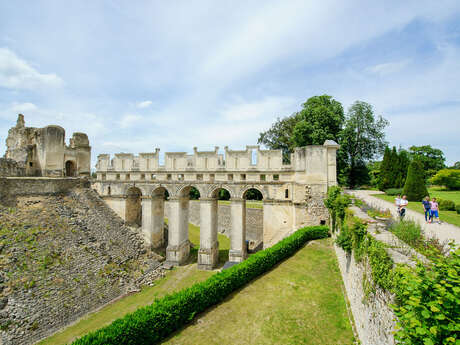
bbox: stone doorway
[65,161,76,177]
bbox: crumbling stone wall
[0,158,25,177]
[0,183,162,345]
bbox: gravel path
[346,190,460,245]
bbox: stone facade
[0,158,25,177]
[4,114,91,177]
[93,140,338,269]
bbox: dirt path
[346,190,460,245]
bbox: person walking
[399,195,408,220]
[422,196,431,223]
[395,194,401,216]
[429,197,441,224]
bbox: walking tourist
[429,197,441,224]
[395,194,401,216]
[422,196,431,222]
[399,195,408,220]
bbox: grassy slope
[372,187,460,227]
[218,200,263,209]
[39,224,229,345]
[163,238,354,345]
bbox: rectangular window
[209,174,215,182]
[285,189,289,198]
[178,174,184,181]
[273,174,279,181]
[197,174,203,181]
[167,174,172,181]
[240,174,246,181]
[116,174,120,180]
[125,174,130,180]
[228,174,233,181]
[140,174,145,180]
[151,174,156,180]
[260,174,266,181]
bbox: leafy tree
[379,147,392,190]
[450,161,460,169]
[258,114,299,163]
[292,95,344,147]
[409,145,446,179]
[431,169,460,190]
[367,161,381,188]
[340,101,388,188]
[402,160,429,201]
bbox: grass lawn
[39,223,230,345]
[371,187,460,227]
[218,200,263,209]
[163,238,355,345]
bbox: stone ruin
[1,114,91,177]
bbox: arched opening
[243,188,264,253]
[125,187,142,227]
[65,160,76,177]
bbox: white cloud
[136,100,153,108]
[0,48,63,90]
[221,96,296,122]
[10,102,38,113]
[118,114,144,129]
[366,59,411,76]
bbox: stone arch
[206,184,234,199]
[125,186,142,227]
[151,185,170,199]
[65,160,76,177]
[240,185,266,200]
[121,184,148,196]
[177,184,203,199]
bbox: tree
[409,145,446,179]
[450,161,460,170]
[378,147,392,190]
[339,101,388,188]
[395,149,410,188]
[258,114,300,163]
[402,160,429,201]
[367,161,381,188]
[431,169,460,190]
[292,95,344,147]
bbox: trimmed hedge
[385,188,403,196]
[438,198,456,211]
[73,225,329,345]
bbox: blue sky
[1,1,459,166]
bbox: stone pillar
[141,197,153,246]
[198,198,219,270]
[151,196,165,248]
[229,198,247,262]
[166,196,190,265]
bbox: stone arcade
[93,142,339,269]
[3,114,91,177]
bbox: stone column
[229,198,247,262]
[198,198,219,270]
[141,197,153,246]
[166,196,190,265]
[151,196,165,248]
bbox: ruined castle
[2,114,91,177]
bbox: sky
[0,1,459,167]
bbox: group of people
[422,196,441,224]
[394,194,441,223]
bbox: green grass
[163,238,355,345]
[39,223,230,345]
[218,200,263,209]
[371,187,460,227]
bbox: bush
[385,188,403,196]
[403,160,429,201]
[437,198,456,211]
[456,204,460,214]
[72,226,329,345]
[430,169,460,190]
[389,220,422,248]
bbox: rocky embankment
[0,188,163,345]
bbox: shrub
[437,198,456,211]
[403,160,429,201]
[72,226,329,345]
[430,169,460,190]
[385,188,403,196]
[456,204,460,214]
[335,226,352,253]
[389,220,422,248]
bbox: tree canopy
[409,145,446,179]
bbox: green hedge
[73,225,329,345]
[385,188,403,196]
[456,204,460,215]
[438,198,456,211]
